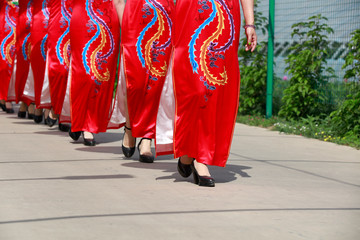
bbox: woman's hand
[245,27,257,52]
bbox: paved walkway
[0,106,360,240]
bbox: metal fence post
[266,0,275,118]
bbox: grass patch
[237,114,360,149]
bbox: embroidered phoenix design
[1,2,18,66]
[83,0,115,83]
[189,0,235,86]
[136,0,172,78]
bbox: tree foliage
[238,0,268,115]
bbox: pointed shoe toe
[69,131,81,141]
[139,154,154,163]
[84,138,96,146]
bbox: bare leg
[44,108,50,119]
[48,108,58,120]
[34,107,43,116]
[180,155,193,164]
[27,103,35,120]
[5,101,13,111]
[122,89,136,148]
[19,102,27,112]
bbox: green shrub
[279,14,335,120]
[329,29,360,138]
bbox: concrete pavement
[0,105,360,240]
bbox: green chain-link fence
[241,0,360,114]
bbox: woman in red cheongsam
[173,0,257,187]
[0,0,18,114]
[69,0,120,146]
[30,0,49,123]
[45,0,72,127]
[120,0,174,163]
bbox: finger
[251,41,257,52]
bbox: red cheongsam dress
[30,0,49,107]
[122,0,174,139]
[47,0,72,115]
[15,0,33,105]
[69,0,120,133]
[173,0,241,167]
[0,0,18,101]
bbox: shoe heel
[192,170,200,185]
[122,126,136,158]
[191,162,215,187]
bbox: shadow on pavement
[0,174,134,182]
[121,162,252,184]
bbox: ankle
[139,138,152,156]
[123,127,136,148]
[19,102,27,111]
[5,102,12,109]
[194,160,211,177]
[180,155,193,165]
[83,131,94,139]
[49,110,58,120]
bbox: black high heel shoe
[82,132,96,146]
[122,126,136,158]
[46,116,57,127]
[28,104,35,119]
[137,138,154,163]
[18,111,26,118]
[0,102,6,111]
[191,162,215,187]
[33,114,43,123]
[177,157,193,178]
[6,108,15,114]
[28,113,34,119]
[33,108,44,123]
[69,129,81,141]
[58,123,70,132]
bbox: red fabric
[0,2,5,97]
[30,0,49,107]
[47,0,72,115]
[15,0,32,104]
[173,0,241,167]
[122,0,174,139]
[0,1,18,101]
[69,0,120,133]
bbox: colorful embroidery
[189,0,235,86]
[21,0,33,61]
[136,0,172,80]
[83,0,115,82]
[1,3,18,66]
[40,0,49,61]
[56,0,71,67]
